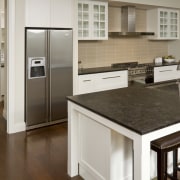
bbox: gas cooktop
[111,62,154,76]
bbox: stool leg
[164,152,168,180]
[173,149,178,179]
[157,150,166,180]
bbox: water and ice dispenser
[28,57,46,79]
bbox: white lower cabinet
[79,114,111,180]
[78,70,128,94]
[154,65,180,82]
[78,114,133,180]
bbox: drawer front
[154,66,177,82]
[78,74,96,94]
[95,71,128,91]
[78,71,128,94]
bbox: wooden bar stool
[151,131,180,180]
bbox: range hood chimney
[109,6,154,36]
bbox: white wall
[0,0,4,11]
[0,0,4,102]
[168,40,180,60]
[14,0,25,129]
[6,0,25,133]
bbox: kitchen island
[67,82,180,180]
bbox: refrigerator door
[49,30,73,121]
[26,29,48,126]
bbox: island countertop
[67,82,180,135]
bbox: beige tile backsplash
[79,38,168,68]
[78,8,168,68]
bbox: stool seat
[151,131,180,150]
[151,131,180,180]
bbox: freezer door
[26,29,48,126]
[49,30,73,121]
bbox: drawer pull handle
[83,80,91,82]
[102,76,120,80]
[159,70,173,72]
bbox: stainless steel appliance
[25,28,73,129]
[111,62,154,84]
[108,6,154,37]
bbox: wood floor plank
[0,120,83,180]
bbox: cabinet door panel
[154,66,177,82]
[147,8,179,40]
[51,0,73,28]
[78,74,96,94]
[78,71,128,94]
[78,1,91,39]
[96,71,128,91]
[78,0,108,40]
[25,0,51,27]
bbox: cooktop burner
[111,62,154,76]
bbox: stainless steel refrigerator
[25,28,73,129]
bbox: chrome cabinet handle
[102,76,120,80]
[83,80,91,82]
[159,70,173,72]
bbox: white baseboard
[80,164,133,180]
[79,165,99,180]
[7,121,26,134]
[14,122,26,133]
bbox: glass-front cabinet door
[78,2,90,39]
[159,9,179,39]
[170,11,178,38]
[159,10,168,38]
[78,0,108,40]
[92,3,107,40]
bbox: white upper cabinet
[147,8,179,40]
[25,0,51,27]
[25,0,73,28]
[51,0,72,28]
[78,0,108,40]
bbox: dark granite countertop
[78,62,179,75]
[67,82,180,135]
[154,62,179,67]
[78,66,128,75]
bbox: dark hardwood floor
[0,110,83,180]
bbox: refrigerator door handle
[47,30,51,121]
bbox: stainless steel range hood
[109,6,154,37]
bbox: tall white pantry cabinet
[25,0,73,28]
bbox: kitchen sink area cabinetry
[147,8,179,40]
[78,71,128,94]
[25,0,73,28]
[78,0,108,40]
[154,65,180,82]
